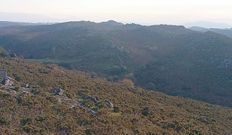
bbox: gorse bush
[0,58,231,134]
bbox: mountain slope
[0,58,232,135]
[209,28,232,38]
[0,21,36,28]
[189,26,232,38]
[1,21,232,107]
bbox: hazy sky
[1,0,232,27]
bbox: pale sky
[0,0,232,27]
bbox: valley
[1,21,232,107]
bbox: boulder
[104,100,114,108]
[50,87,64,96]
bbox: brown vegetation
[0,58,232,135]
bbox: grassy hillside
[0,58,232,135]
[1,21,232,107]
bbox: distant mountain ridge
[185,21,232,28]
[1,21,232,107]
[0,21,38,28]
[189,26,232,38]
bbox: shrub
[142,107,150,116]
[15,75,21,81]
[190,130,202,135]
[0,117,9,125]
[22,125,31,133]
[85,129,95,135]
[0,47,8,57]
[35,116,46,122]
[20,117,32,126]
[113,107,120,113]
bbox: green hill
[1,21,232,107]
[0,58,232,135]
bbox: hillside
[190,27,232,38]
[0,58,232,135]
[1,21,232,107]
[209,28,232,38]
[0,21,36,28]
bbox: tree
[0,47,7,57]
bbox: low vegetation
[0,58,232,134]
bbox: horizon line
[0,19,232,29]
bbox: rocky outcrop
[50,87,64,96]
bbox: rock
[3,77,14,86]
[86,96,98,103]
[58,128,68,135]
[50,87,64,96]
[0,70,14,86]
[89,110,97,116]
[104,100,114,108]
[22,83,30,88]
